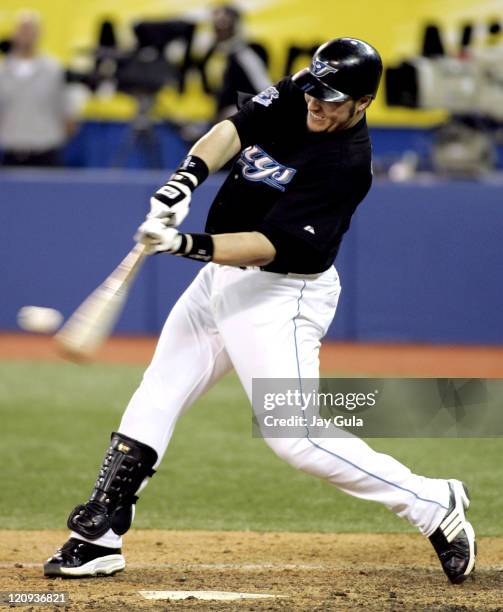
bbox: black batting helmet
[292,37,383,102]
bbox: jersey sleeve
[258,159,372,273]
[228,77,300,148]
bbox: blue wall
[1,169,502,344]
[62,122,189,170]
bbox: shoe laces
[57,539,84,562]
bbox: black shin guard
[68,432,158,540]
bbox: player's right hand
[148,175,193,228]
[135,218,183,255]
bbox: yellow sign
[0,0,497,125]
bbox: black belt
[238,265,323,278]
[238,265,289,273]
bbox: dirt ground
[0,530,502,611]
[2,333,503,376]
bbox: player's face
[305,94,361,133]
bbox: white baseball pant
[73,263,449,548]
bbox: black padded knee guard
[68,432,158,540]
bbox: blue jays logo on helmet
[311,58,339,78]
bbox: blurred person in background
[200,5,271,123]
[0,11,79,167]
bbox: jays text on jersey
[205,77,373,273]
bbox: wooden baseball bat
[54,243,149,361]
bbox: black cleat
[44,537,125,578]
[429,480,476,584]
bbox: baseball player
[44,38,476,584]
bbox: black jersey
[205,77,373,274]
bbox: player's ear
[356,96,372,113]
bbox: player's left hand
[135,218,183,255]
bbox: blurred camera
[385,23,503,175]
[386,53,503,122]
[66,19,195,96]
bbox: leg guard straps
[68,432,158,540]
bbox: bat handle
[133,242,150,256]
[114,242,149,285]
